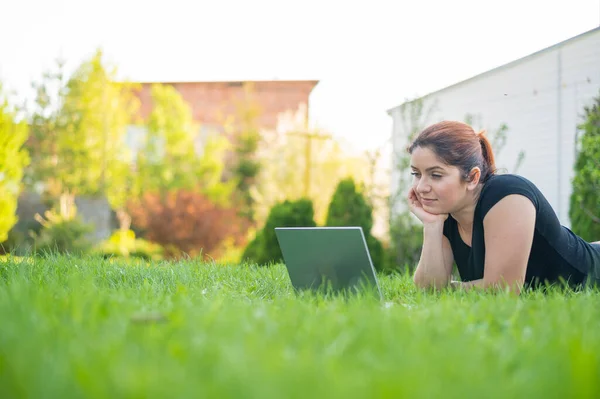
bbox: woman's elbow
[412,273,426,289]
[413,272,448,290]
[483,277,524,295]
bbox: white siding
[389,28,600,227]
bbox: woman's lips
[420,198,436,205]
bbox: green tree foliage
[242,198,316,265]
[136,84,234,204]
[570,92,600,242]
[137,84,199,193]
[0,83,30,242]
[57,49,138,197]
[228,83,262,222]
[325,178,384,271]
[195,134,236,205]
[27,51,139,225]
[26,59,68,200]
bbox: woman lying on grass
[408,121,600,294]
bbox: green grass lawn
[1,255,599,398]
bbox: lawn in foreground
[0,255,599,398]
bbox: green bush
[241,231,265,264]
[242,198,316,265]
[32,209,93,255]
[94,229,164,261]
[325,177,384,271]
[0,82,30,243]
[569,92,600,242]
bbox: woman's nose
[416,179,431,193]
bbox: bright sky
[1,0,599,152]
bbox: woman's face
[409,146,469,214]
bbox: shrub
[94,229,164,261]
[325,177,385,270]
[32,209,93,255]
[128,190,250,259]
[242,198,316,265]
[569,92,600,242]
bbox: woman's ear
[467,167,481,190]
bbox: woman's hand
[408,187,449,225]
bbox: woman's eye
[410,172,420,177]
[432,174,442,179]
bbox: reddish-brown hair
[407,121,496,183]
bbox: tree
[0,82,30,243]
[105,154,137,231]
[60,51,136,204]
[25,58,68,201]
[74,53,140,230]
[27,50,140,224]
[61,50,139,195]
[569,92,600,242]
[140,83,199,192]
[221,83,262,223]
[135,83,234,202]
[194,134,237,205]
[325,178,384,270]
[138,85,196,191]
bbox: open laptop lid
[275,227,383,299]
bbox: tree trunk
[117,208,132,231]
[59,191,76,220]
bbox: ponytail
[477,130,496,181]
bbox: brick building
[136,80,317,128]
[125,79,319,156]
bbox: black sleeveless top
[442,174,600,288]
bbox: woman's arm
[453,195,536,294]
[413,224,455,290]
[407,187,455,290]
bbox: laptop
[274,226,383,300]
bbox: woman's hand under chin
[408,187,449,225]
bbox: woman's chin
[423,204,444,215]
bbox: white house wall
[390,29,600,227]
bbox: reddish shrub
[128,190,250,259]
